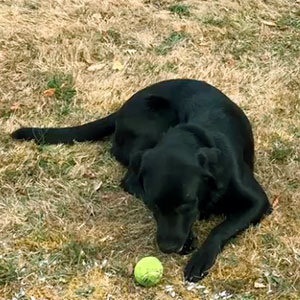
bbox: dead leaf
[226,58,235,67]
[87,63,105,72]
[43,88,56,97]
[261,54,271,61]
[10,102,21,111]
[112,60,124,71]
[261,20,276,27]
[83,170,97,179]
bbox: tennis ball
[134,256,163,287]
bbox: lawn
[0,0,299,299]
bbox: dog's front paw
[184,246,217,282]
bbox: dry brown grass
[0,0,299,299]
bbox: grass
[277,14,300,29]
[0,0,299,299]
[45,73,77,116]
[202,15,232,27]
[169,4,190,17]
[0,255,19,285]
[270,137,295,163]
[155,32,188,55]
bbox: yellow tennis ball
[134,256,163,287]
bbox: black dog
[12,79,271,282]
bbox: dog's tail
[11,112,117,144]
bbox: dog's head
[131,144,223,254]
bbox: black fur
[11,79,271,282]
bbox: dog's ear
[197,147,221,182]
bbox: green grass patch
[0,255,19,285]
[162,61,178,73]
[169,4,190,17]
[277,14,300,29]
[9,240,103,285]
[155,32,188,55]
[47,73,76,102]
[53,240,101,269]
[271,35,300,61]
[38,157,76,176]
[286,181,300,190]
[270,137,294,163]
[47,73,76,116]
[106,29,122,45]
